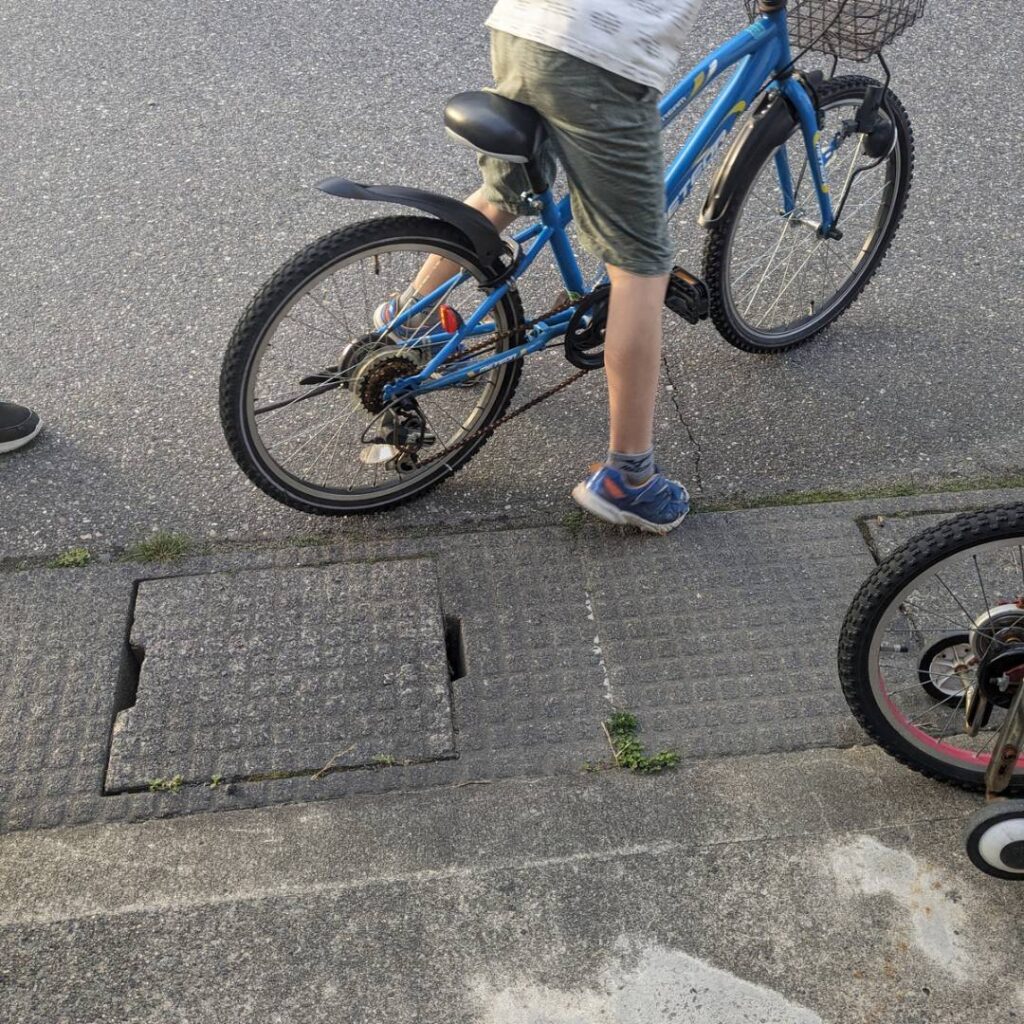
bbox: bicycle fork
[776,75,840,238]
[987,682,1024,799]
[774,62,899,240]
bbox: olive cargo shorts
[478,30,673,277]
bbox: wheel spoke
[721,88,902,342]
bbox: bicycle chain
[401,295,589,469]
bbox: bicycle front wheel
[838,505,1024,794]
[704,76,913,354]
[220,216,524,515]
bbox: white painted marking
[471,938,823,1023]
[0,838,685,927]
[584,590,615,705]
[830,835,972,977]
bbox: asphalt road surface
[1,1,1021,556]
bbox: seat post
[524,159,548,196]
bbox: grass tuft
[595,711,680,774]
[562,509,586,539]
[148,774,184,793]
[698,472,1024,515]
[126,532,192,563]
[289,533,331,548]
[48,547,91,569]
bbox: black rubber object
[564,285,610,371]
[220,216,524,516]
[702,76,914,354]
[664,266,710,325]
[699,89,799,230]
[838,504,1024,794]
[316,178,508,269]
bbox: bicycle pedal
[664,266,709,325]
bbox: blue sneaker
[571,464,689,535]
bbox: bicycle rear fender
[698,88,799,229]
[316,178,507,269]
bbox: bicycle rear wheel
[703,76,913,353]
[220,216,524,515]
[838,505,1024,794]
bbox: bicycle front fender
[316,178,508,270]
[697,88,798,229]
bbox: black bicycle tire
[838,503,1024,794]
[220,216,524,516]
[703,75,914,355]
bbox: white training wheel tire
[964,800,1024,880]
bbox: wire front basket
[744,0,927,61]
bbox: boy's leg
[603,264,669,460]
[574,265,688,535]
[373,187,517,336]
[409,187,517,299]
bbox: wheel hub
[958,605,1024,727]
[970,604,1024,660]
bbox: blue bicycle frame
[383,6,832,403]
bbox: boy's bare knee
[465,188,518,232]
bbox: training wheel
[917,632,972,704]
[964,799,1024,880]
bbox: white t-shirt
[486,0,703,92]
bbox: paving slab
[1,746,1019,1024]
[105,560,454,791]
[0,566,133,832]
[0,526,612,832]
[581,507,871,757]
[863,508,1008,561]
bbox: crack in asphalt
[661,354,704,494]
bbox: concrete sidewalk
[2,748,1019,1024]
[3,489,1024,1022]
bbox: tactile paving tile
[580,509,875,757]
[0,568,132,831]
[104,559,454,791]
[861,510,961,560]
[432,527,611,776]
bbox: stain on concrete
[470,938,823,1023]
[830,835,971,977]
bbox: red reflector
[439,305,459,334]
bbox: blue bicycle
[221,0,922,514]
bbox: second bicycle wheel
[704,75,913,353]
[220,216,524,515]
[839,505,1024,793]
